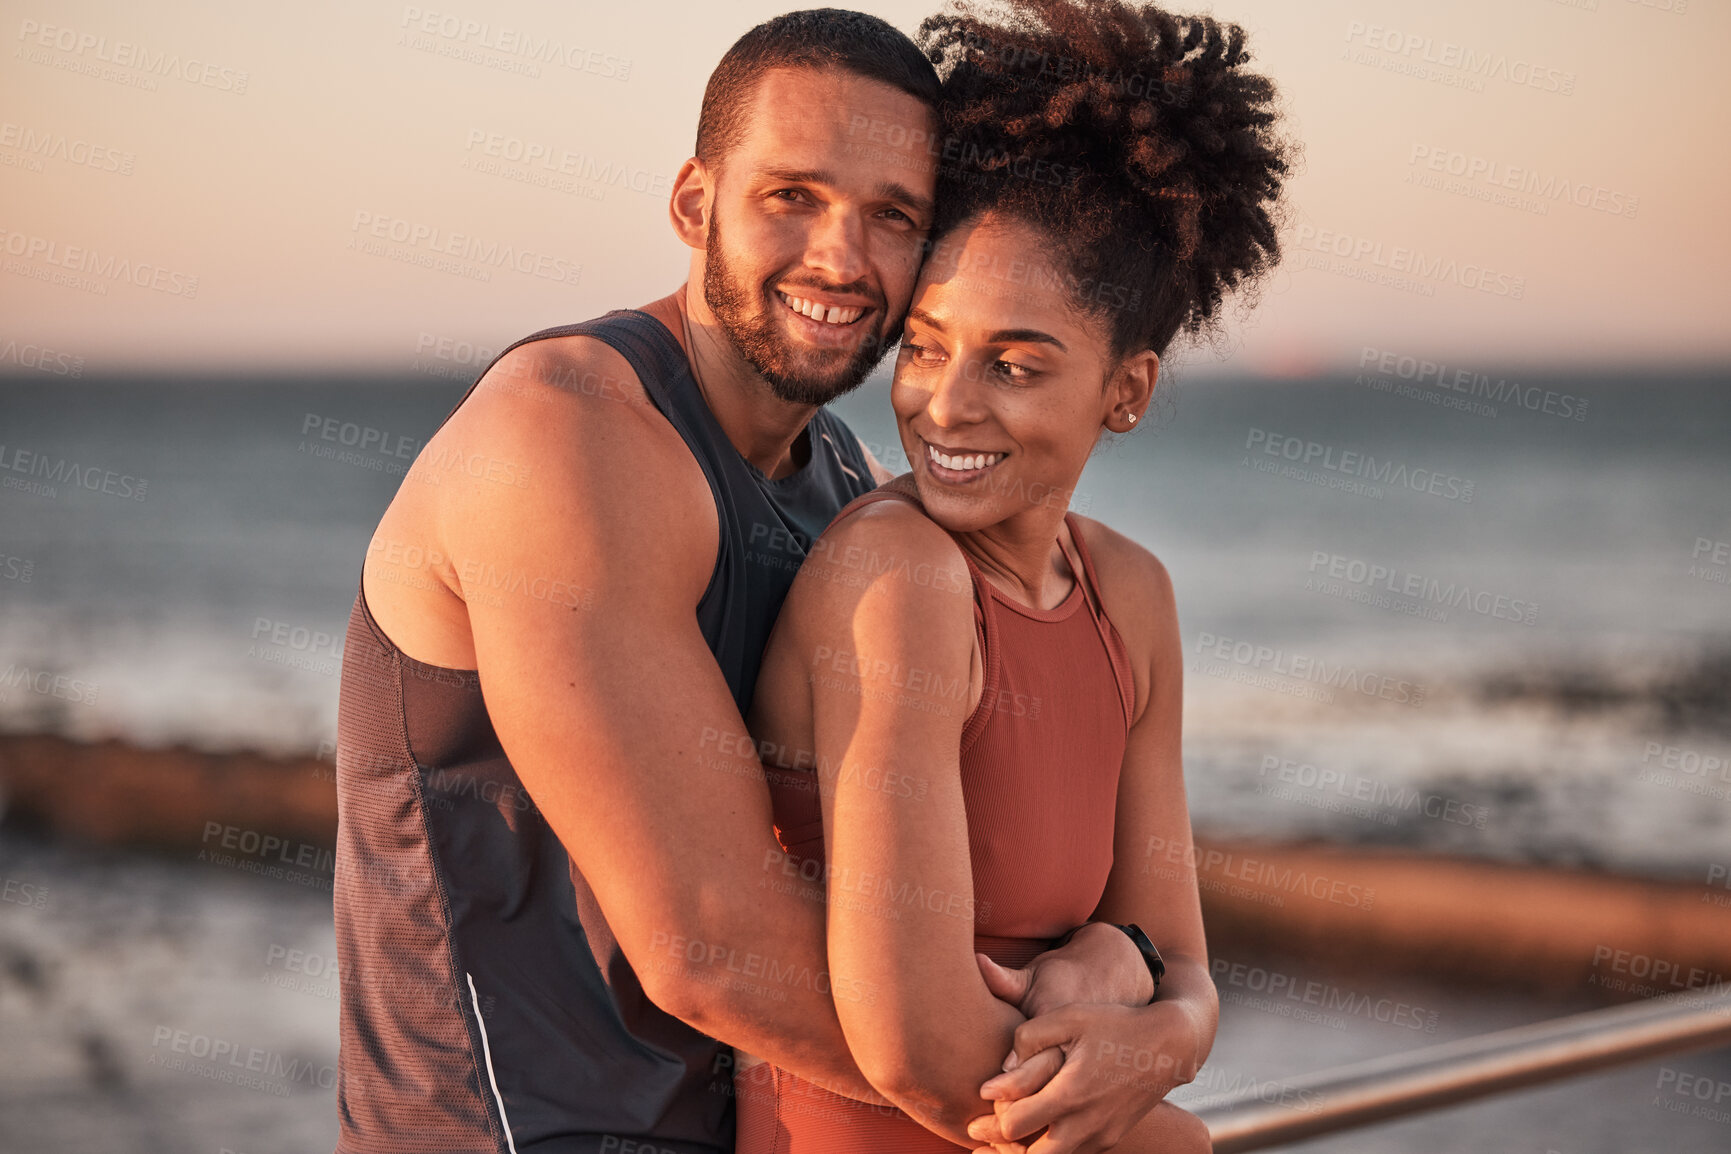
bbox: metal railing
[1192,986,1731,1151]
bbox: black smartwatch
[1113,923,1165,1001]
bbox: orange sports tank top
[739,488,1137,1153]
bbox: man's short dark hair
[696,9,941,168]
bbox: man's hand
[969,1001,1203,1154]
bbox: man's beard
[703,213,900,407]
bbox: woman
[736,1,1290,1149]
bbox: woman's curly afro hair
[917,0,1293,361]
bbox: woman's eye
[901,342,945,367]
[993,359,1037,383]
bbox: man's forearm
[640,877,891,1105]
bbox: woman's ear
[1106,349,1159,433]
[668,158,712,251]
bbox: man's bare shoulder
[427,333,693,501]
[376,329,719,630]
[452,332,659,444]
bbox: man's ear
[669,157,712,251]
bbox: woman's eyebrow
[905,308,1067,353]
[987,328,1066,352]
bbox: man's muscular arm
[420,340,883,1101]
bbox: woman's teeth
[779,292,862,326]
[926,444,1005,473]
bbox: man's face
[702,67,939,406]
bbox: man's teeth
[779,293,862,326]
[927,445,1005,472]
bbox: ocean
[2,363,1730,1152]
[1,364,1728,879]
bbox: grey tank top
[331,310,876,1153]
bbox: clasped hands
[962,922,1201,1154]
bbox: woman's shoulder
[1069,515,1174,610]
[1068,515,1178,683]
[798,477,975,610]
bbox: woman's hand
[977,923,1157,1016]
[961,923,1163,1152]
[966,999,1204,1154]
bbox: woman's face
[891,212,1147,534]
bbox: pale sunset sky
[2,0,1726,376]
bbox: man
[333,10,1169,1153]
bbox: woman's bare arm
[777,496,1025,1144]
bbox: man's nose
[801,207,870,287]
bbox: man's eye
[881,207,912,224]
[772,189,808,204]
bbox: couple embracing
[333,2,1289,1151]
